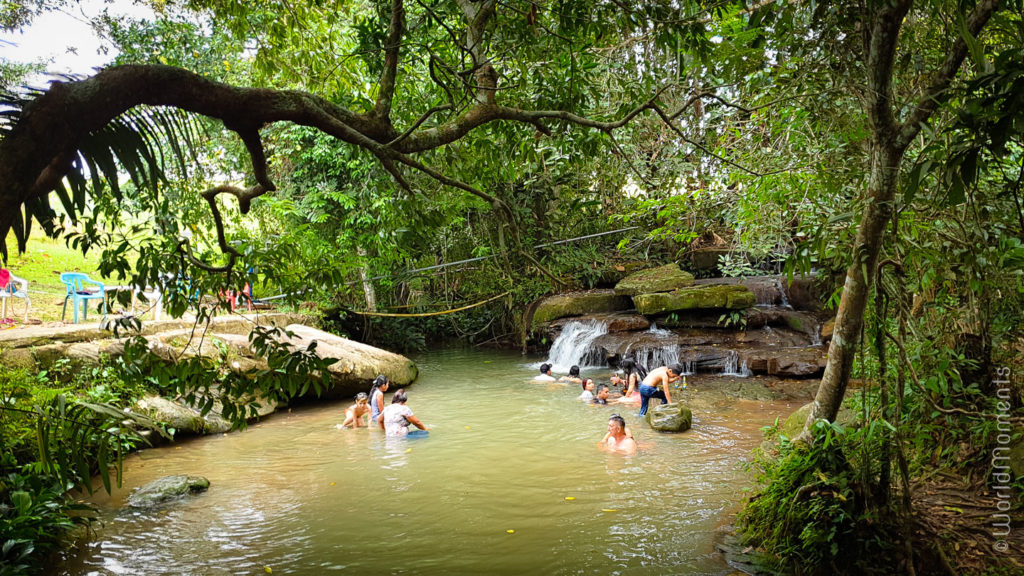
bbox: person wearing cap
[638,363,682,416]
[599,414,637,455]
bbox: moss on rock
[614,263,695,296]
[531,290,633,325]
[633,284,756,315]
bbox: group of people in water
[536,358,688,455]
[339,358,686,451]
[340,375,429,437]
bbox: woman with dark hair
[368,375,390,427]
[380,388,429,436]
[615,358,644,405]
[559,365,583,385]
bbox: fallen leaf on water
[406,448,412,453]
[602,509,617,513]
[564,496,575,501]
[465,426,471,430]
[506,529,515,534]
[264,567,272,574]
[329,482,335,486]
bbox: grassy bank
[3,236,119,323]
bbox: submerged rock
[614,263,695,296]
[646,402,693,432]
[127,474,210,508]
[530,290,633,325]
[634,285,756,315]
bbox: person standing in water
[380,388,429,436]
[368,375,390,427]
[599,414,637,455]
[638,363,682,416]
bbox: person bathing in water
[535,363,556,381]
[559,365,583,385]
[340,392,371,428]
[599,414,637,455]
[592,384,610,405]
[638,363,683,416]
[368,375,390,427]
[612,357,644,405]
[380,388,429,437]
[578,378,596,402]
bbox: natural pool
[59,348,807,575]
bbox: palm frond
[0,77,205,259]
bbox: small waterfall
[811,324,822,346]
[775,278,793,309]
[678,360,695,375]
[546,320,608,372]
[626,323,681,371]
[722,350,752,377]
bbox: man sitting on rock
[638,363,682,416]
[599,414,637,455]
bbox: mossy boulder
[614,264,694,296]
[126,475,210,508]
[646,402,693,432]
[780,402,858,439]
[531,290,633,326]
[633,284,756,315]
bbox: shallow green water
[60,348,802,576]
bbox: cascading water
[722,350,752,377]
[811,323,822,346]
[775,278,793,309]
[626,323,681,371]
[545,319,609,372]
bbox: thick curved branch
[371,0,406,123]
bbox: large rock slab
[614,264,694,296]
[646,402,693,432]
[282,324,417,399]
[127,474,210,508]
[549,312,650,335]
[135,395,235,436]
[634,284,756,315]
[530,290,633,326]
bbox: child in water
[340,392,371,428]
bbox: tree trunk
[799,0,1001,440]
[804,143,904,430]
[356,245,377,312]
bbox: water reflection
[60,348,801,576]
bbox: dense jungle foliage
[1,0,1023,574]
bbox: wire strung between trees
[343,290,512,318]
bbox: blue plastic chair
[60,272,107,323]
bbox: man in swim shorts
[638,363,682,416]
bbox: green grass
[4,235,120,322]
